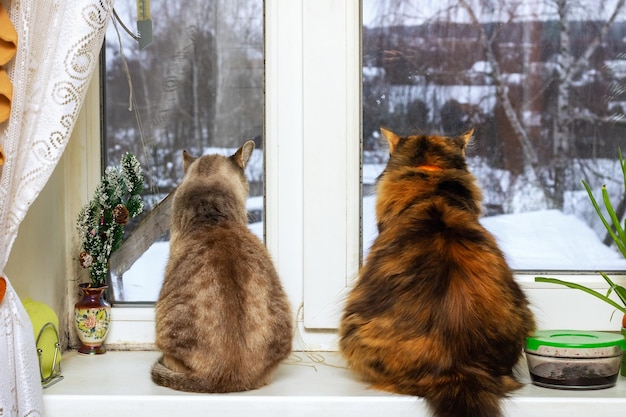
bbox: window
[361,0,626,273]
[101,0,626,349]
[104,0,264,302]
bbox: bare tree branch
[458,0,543,177]
[565,0,626,85]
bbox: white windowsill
[44,351,626,417]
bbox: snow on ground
[480,210,626,270]
[362,195,626,269]
[120,242,169,301]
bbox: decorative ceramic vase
[74,283,111,355]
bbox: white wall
[5,76,101,347]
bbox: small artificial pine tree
[76,153,144,287]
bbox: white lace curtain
[0,1,113,416]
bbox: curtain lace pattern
[0,1,113,416]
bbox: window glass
[104,0,264,302]
[362,0,626,271]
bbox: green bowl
[525,330,626,390]
[622,328,626,377]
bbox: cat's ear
[459,128,474,147]
[380,127,401,154]
[182,150,196,173]
[456,128,474,154]
[234,140,255,169]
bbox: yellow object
[22,298,62,380]
[0,68,12,122]
[0,4,17,65]
[136,0,151,20]
[136,0,152,49]
[0,3,17,124]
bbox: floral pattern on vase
[74,283,111,354]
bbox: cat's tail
[423,372,520,417]
[151,356,261,393]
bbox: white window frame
[100,0,626,352]
[104,0,360,350]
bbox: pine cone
[79,251,93,268]
[112,204,130,225]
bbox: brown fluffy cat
[151,140,293,393]
[339,128,536,417]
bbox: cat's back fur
[152,140,293,393]
[339,128,536,417]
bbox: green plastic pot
[622,328,626,377]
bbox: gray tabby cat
[151,140,293,392]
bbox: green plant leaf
[535,276,626,314]
[601,185,626,254]
[583,179,626,258]
[600,272,626,306]
[617,148,626,196]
